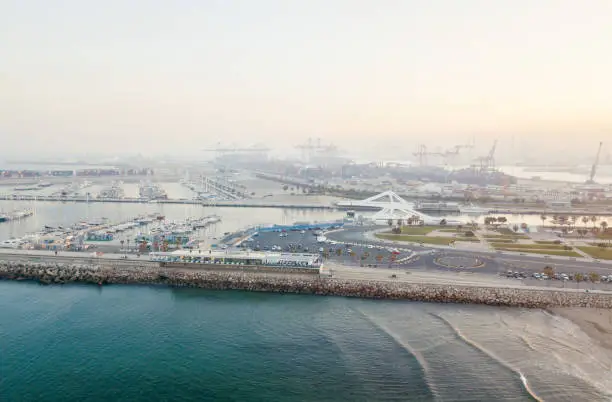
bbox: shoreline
[1,260,611,309]
[550,307,612,351]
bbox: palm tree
[601,221,609,243]
[543,266,554,278]
[512,224,519,232]
[600,221,608,232]
[591,216,598,228]
[387,219,393,227]
[397,219,403,227]
[582,216,589,227]
[575,273,584,289]
[540,215,547,228]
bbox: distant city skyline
[1,0,611,159]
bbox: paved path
[325,227,612,276]
[328,263,612,295]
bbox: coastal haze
[2,1,612,401]
[2,0,612,160]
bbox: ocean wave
[355,309,438,397]
[430,312,544,402]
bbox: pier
[0,194,336,209]
[201,176,249,200]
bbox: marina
[0,212,221,253]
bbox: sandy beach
[552,307,612,350]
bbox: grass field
[485,238,516,243]
[493,248,582,257]
[454,237,481,243]
[576,246,612,260]
[483,235,528,241]
[495,228,529,236]
[534,240,563,245]
[487,230,529,239]
[490,243,567,250]
[397,226,439,235]
[376,234,454,245]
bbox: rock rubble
[1,260,611,309]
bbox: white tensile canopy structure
[336,190,412,209]
[347,191,463,226]
[361,190,409,205]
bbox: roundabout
[434,255,486,269]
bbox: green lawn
[493,248,582,257]
[485,238,516,243]
[576,246,612,260]
[483,235,527,241]
[398,226,438,235]
[376,234,455,245]
[490,243,567,250]
[455,237,481,243]
[534,240,563,245]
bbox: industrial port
[2,138,612,290]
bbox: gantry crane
[586,141,603,184]
[295,137,338,162]
[412,144,445,166]
[474,140,497,173]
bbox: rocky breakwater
[1,260,612,309]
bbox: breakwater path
[1,257,611,309]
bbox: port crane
[412,144,445,166]
[586,141,603,184]
[444,138,476,156]
[474,140,497,173]
[295,137,339,162]
[413,139,475,166]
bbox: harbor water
[1,281,610,401]
[0,199,344,241]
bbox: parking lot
[236,228,413,267]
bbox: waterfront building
[150,249,322,269]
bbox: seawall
[1,260,611,309]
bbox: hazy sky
[1,0,611,159]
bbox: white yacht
[0,239,23,249]
[459,204,490,215]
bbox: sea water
[1,282,610,401]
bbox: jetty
[0,251,611,309]
[0,194,334,209]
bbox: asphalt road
[324,226,612,278]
